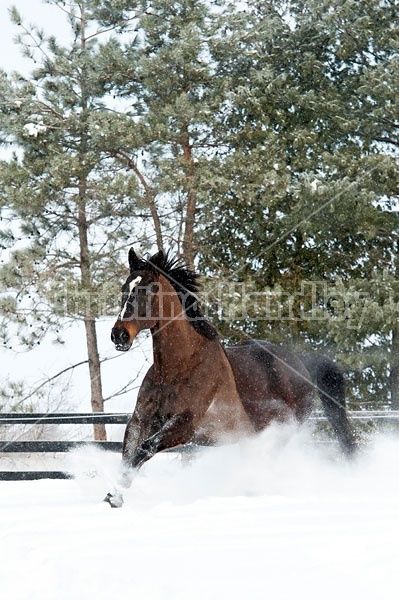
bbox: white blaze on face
[120,276,142,320]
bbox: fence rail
[0,441,123,453]
[1,411,399,481]
[0,412,129,481]
[0,413,130,425]
[311,410,399,422]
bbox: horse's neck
[152,321,206,380]
[151,276,218,381]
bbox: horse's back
[226,340,314,431]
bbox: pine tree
[304,0,399,406]
[200,0,399,407]
[0,1,153,437]
[95,0,224,269]
[2,0,398,414]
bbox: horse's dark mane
[131,249,218,340]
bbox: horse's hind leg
[319,389,357,455]
[302,353,357,455]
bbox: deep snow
[1,423,399,600]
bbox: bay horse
[106,249,356,507]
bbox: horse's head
[112,247,218,351]
[111,248,163,351]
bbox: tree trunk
[390,238,399,409]
[115,150,164,251]
[390,324,399,409]
[76,0,106,440]
[287,231,304,346]
[77,186,106,441]
[84,317,106,440]
[182,137,196,271]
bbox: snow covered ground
[1,423,399,600]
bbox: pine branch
[373,137,399,148]
[85,25,122,43]
[112,149,164,250]
[14,19,52,65]
[35,100,66,122]
[52,1,79,21]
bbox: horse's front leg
[130,408,195,469]
[103,412,148,508]
[105,409,194,508]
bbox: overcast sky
[0,0,69,75]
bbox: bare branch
[10,359,88,409]
[113,149,164,250]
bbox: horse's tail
[300,353,357,456]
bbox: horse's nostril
[111,326,130,346]
[120,329,130,344]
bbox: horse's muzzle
[111,320,141,351]
[111,325,132,352]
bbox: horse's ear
[128,248,141,272]
[149,249,165,271]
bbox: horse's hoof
[104,492,124,508]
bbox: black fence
[0,413,129,481]
[1,411,399,481]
